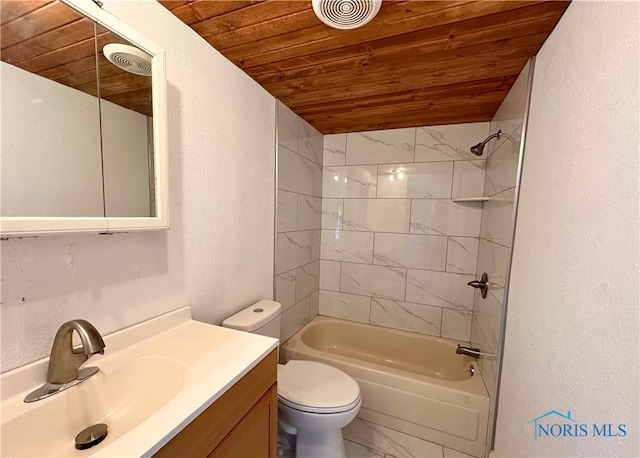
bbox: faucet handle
[467,272,489,298]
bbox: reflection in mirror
[1,1,104,217]
[0,0,156,218]
[96,24,155,217]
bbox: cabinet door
[210,384,277,458]
[154,349,277,458]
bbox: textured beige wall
[495,1,639,456]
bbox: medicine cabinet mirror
[0,0,168,237]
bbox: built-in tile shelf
[452,197,489,202]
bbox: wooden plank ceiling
[162,0,570,134]
[1,0,153,117]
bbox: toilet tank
[222,300,281,340]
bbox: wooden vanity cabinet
[154,349,278,458]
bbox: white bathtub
[280,316,489,458]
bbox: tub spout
[456,345,481,359]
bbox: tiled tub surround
[319,122,490,343]
[470,60,532,405]
[275,101,323,342]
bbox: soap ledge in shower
[451,197,489,202]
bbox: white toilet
[222,300,361,458]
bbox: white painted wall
[494,1,639,456]
[101,99,151,217]
[1,62,153,218]
[1,61,104,217]
[0,0,275,372]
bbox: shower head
[469,142,485,156]
[470,130,502,156]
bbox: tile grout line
[325,259,476,277]
[449,160,456,199]
[295,192,301,232]
[403,265,408,303]
[330,196,464,200]
[405,196,412,303]
[444,235,450,274]
[338,259,343,296]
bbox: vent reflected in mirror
[1,0,156,218]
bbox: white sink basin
[0,307,278,457]
[2,357,190,457]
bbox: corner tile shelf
[451,197,489,202]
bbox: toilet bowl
[278,360,361,457]
[222,300,361,458]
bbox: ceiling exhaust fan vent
[312,0,382,30]
[103,43,152,76]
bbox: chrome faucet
[24,320,106,403]
[47,319,106,384]
[456,345,481,359]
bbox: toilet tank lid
[222,300,281,332]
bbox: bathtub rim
[281,315,489,399]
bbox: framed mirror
[0,0,168,237]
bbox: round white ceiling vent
[312,0,382,30]
[103,43,152,77]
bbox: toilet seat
[278,394,361,414]
[277,360,361,414]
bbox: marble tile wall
[275,101,323,343]
[318,121,490,342]
[470,60,532,402]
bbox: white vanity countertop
[0,307,279,457]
